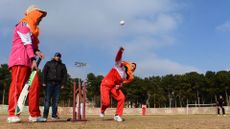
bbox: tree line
[1,63,230,108]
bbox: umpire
[42,52,67,120]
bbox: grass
[1,114,230,129]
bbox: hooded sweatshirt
[8,10,44,68]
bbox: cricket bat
[15,58,41,115]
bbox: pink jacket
[8,22,35,68]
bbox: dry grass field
[1,114,230,129]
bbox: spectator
[42,52,67,120]
[217,95,225,116]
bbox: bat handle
[36,57,42,66]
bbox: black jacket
[217,98,225,107]
[42,59,67,85]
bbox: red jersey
[101,48,134,87]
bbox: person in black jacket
[217,95,225,116]
[42,52,67,120]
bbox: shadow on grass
[102,118,114,121]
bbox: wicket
[72,80,87,121]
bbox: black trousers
[217,106,225,115]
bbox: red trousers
[100,84,125,116]
[8,66,41,117]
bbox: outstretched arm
[115,47,124,64]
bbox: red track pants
[100,84,125,116]
[8,66,41,117]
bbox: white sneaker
[51,116,60,120]
[114,115,123,122]
[99,112,105,118]
[37,117,47,122]
[7,116,21,123]
[28,116,47,122]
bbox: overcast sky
[1,0,230,79]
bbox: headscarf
[20,10,45,50]
[122,61,135,84]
